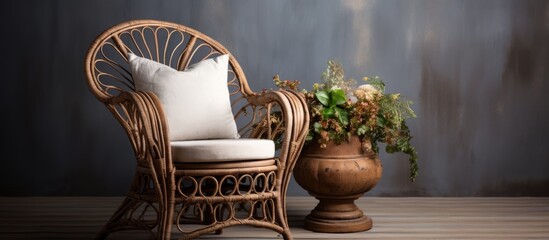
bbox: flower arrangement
[274,60,419,181]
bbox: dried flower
[353,84,380,101]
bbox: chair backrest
[85,20,263,137]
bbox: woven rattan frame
[84,20,309,240]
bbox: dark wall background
[1,0,548,196]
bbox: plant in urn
[274,60,418,233]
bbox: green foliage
[357,125,368,136]
[275,60,419,182]
[315,90,330,106]
[315,89,349,125]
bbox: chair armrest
[247,89,309,186]
[106,91,173,178]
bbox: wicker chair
[84,20,308,240]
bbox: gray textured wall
[1,0,548,196]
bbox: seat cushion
[128,53,239,141]
[171,139,275,163]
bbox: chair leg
[280,229,293,240]
[204,203,223,235]
[214,205,223,235]
[157,201,174,240]
[275,196,293,240]
[97,172,169,240]
[96,196,141,240]
[157,178,176,240]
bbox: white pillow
[128,53,239,141]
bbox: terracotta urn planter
[293,136,382,233]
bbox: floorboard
[1,197,548,239]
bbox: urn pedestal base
[304,193,372,233]
[293,137,382,233]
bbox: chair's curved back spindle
[86,20,252,103]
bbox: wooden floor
[1,197,548,239]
